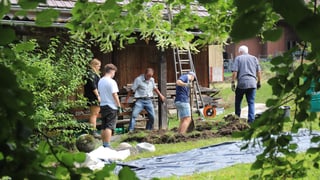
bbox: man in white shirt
[98,63,122,148]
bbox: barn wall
[95,40,210,89]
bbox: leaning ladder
[173,48,205,113]
[167,3,205,116]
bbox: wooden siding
[95,40,210,89]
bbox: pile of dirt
[122,114,250,144]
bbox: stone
[136,142,156,153]
[76,134,96,153]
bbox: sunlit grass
[160,153,320,180]
[124,136,240,161]
[110,62,320,179]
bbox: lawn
[109,62,320,179]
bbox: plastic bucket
[306,78,320,112]
[310,91,320,112]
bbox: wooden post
[158,49,168,130]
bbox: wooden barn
[2,0,225,129]
[2,0,224,89]
[2,0,302,130]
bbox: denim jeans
[129,99,155,131]
[235,88,256,123]
[174,101,191,119]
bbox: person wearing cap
[125,68,165,132]
[231,45,261,123]
[175,71,197,134]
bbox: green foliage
[0,26,15,45]
[1,38,93,150]
[67,0,234,52]
[0,39,140,179]
[231,0,320,179]
[1,0,320,179]
[0,64,37,179]
[119,166,140,180]
[35,9,60,27]
[18,0,46,9]
[0,0,11,18]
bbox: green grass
[161,153,320,180]
[109,152,320,180]
[209,79,273,120]
[123,136,239,161]
[110,64,320,179]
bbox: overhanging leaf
[306,147,320,154]
[262,28,283,41]
[35,9,60,27]
[310,136,320,143]
[0,27,16,45]
[230,10,265,42]
[296,15,320,41]
[15,10,28,17]
[94,163,116,180]
[251,159,263,170]
[118,166,139,180]
[0,0,10,18]
[234,0,260,12]
[73,152,86,163]
[272,0,312,25]
[18,0,45,9]
[61,153,74,167]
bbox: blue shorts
[175,101,191,119]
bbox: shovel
[187,81,195,133]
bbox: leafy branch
[232,0,320,178]
[67,0,233,52]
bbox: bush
[1,38,92,150]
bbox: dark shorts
[86,97,99,106]
[100,105,117,130]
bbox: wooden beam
[158,49,168,130]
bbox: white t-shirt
[98,76,119,110]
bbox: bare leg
[178,116,192,134]
[89,105,100,129]
[101,128,112,147]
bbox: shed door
[208,45,223,82]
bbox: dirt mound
[122,114,250,144]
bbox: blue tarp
[115,129,320,179]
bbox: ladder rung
[177,50,188,54]
[181,69,191,73]
[179,59,190,62]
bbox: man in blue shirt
[175,71,196,134]
[125,68,165,132]
[231,45,261,123]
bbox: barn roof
[1,0,209,27]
